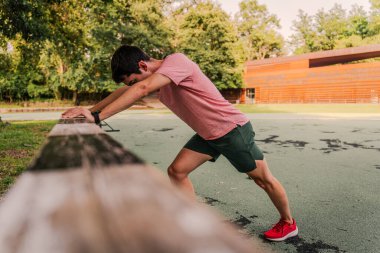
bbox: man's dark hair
[111,45,151,83]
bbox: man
[62,45,298,241]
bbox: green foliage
[290,11,317,54]
[0,0,52,41]
[169,1,245,89]
[291,3,380,54]
[0,0,289,97]
[10,0,379,98]
[2,0,380,99]
[347,5,371,38]
[0,35,32,101]
[235,0,284,60]
[369,0,380,34]
[315,4,348,49]
[0,0,174,101]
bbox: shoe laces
[272,219,288,232]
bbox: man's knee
[167,164,187,181]
[251,176,275,191]
[248,160,276,190]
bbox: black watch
[91,111,101,126]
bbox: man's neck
[149,58,164,73]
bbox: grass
[0,101,72,109]
[0,99,93,109]
[235,104,380,114]
[0,120,57,197]
[0,103,24,108]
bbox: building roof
[246,44,380,68]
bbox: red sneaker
[264,218,298,241]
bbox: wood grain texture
[28,134,143,171]
[50,122,104,136]
[0,166,270,253]
[0,122,270,253]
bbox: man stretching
[62,45,298,241]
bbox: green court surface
[106,112,380,253]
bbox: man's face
[122,61,152,86]
[122,73,147,86]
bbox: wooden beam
[0,121,270,253]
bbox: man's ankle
[282,217,293,224]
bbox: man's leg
[247,159,293,223]
[167,148,212,200]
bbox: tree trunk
[72,91,78,104]
[54,90,62,100]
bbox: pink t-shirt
[155,53,249,140]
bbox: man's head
[111,45,152,85]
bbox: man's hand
[61,107,94,123]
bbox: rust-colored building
[243,45,380,104]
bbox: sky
[217,0,372,40]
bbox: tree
[313,4,348,50]
[0,0,174,102]
[289,10,317,54]
[369,0,380,35]
[290,3,378,54]
[169,0,245,89]
[347,5,370,39]
[235,0,284,60]
[290,4,349,53]
[0,0,52,41]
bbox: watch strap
[91,111,101,126]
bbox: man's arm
[62,85,130,118]
[99,73,171,120]
[62,73,171,122]
[90,85,130,112]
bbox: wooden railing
[0,119,268,253]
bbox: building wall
[244,61,380,104]
[220,89,242,104]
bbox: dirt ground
[105,111,380,253]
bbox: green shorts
[184,121,264,173]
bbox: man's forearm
[96,73,171,121]
[90,85,129,112]
[99,83,147,121]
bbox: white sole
[265,227,299,242]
